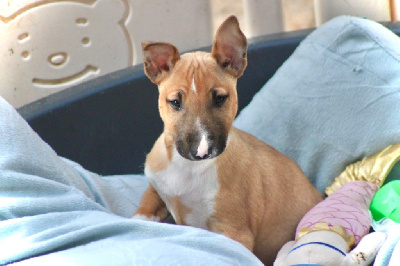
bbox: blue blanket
[2,16,400,265]
[0,95,261,265]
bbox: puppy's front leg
[132,183,168,222]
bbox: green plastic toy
[370,180,400,223]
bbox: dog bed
[2,16,400,265]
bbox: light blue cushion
[235,16,400,194]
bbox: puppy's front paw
[132,214,161,222]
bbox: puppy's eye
[214,94,228,107]
[168,99,181,110]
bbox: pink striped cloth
[296,181,379,246]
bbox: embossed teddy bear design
[0,0,132,107]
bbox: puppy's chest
[146,154,220,229]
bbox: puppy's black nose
[194,153,210,160]
[190,147,213,160]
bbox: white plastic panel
[0,0,212,108]
[126,0,212,64]
[242,0,284,37]
[314,0,392,26]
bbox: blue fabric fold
[0,95,261,265]
[372,219,400,265]
[235,16,400,193]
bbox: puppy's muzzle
[176,133,226,161]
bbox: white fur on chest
[145,148,219,229]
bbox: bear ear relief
[0,0,132,108]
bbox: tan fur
[145,134,169,173]
[133,16,323,265]
[134,184,169,221]
[212,128,322,265]
[166,195,191,225]
[157,52,237,146]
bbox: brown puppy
[133,16,323,265]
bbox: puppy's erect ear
[142,42,180,84]
[211,16,248,78]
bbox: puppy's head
[143,16,247,161]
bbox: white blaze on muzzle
[196,133,209,158]
[195,118,209,158]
